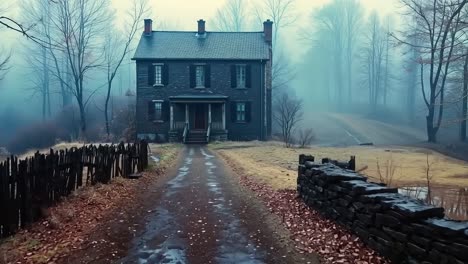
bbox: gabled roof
[132,31,270,61]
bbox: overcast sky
[2,0,400,63]
[0,0,401,107]
[110,0,400,62]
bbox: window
[236,65,246,88]
[236,102,246,122]
[154,101,163,121]
[154,65,162,85]
[195,65,205,88]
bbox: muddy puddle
[399,186,468,220]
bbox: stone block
[369,227,392,242]
[376,213,401,228]
[337,198,351,207]
[299,154,314,165]
[407,242,427,258]
[411,223,435,238]
[424,218,468,237]
[447,242,468,261]
[383,226,407,242]
[410,235,431,250]
[351,202,365,211]
[432,241,451,253]
[355,226,369,241]
[314,163,367,182]
[357,213,374,225]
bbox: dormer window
[195,65,205,88]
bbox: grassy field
[211,141,468,190]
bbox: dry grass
[211,141,468,190]
[19,142,101,159]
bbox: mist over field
[0,0,467,153]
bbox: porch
[168,95,228,143]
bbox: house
[132,19,273,143]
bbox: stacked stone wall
[297,154,468,263]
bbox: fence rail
[0,140,148,238]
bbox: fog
[0,0,466,152]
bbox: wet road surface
[119,146,310,264]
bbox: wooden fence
[0,140,148,238]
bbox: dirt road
[302,112,426,147]
[116,146,315,264]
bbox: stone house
[132,19,273,143]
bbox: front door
[194,104,206,129]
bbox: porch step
[185,130,208,144]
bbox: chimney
[144,19,153,36]
[263,19,273,44]
[197,19,206,35]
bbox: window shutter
[246,65,252,88]
[205,64,211,88]
[189,65,195,88]
[148,65,155,86]
[163,101,170,122]
[231,65,237,88]
[148,101,155,121]
[163,64,169,85]
[246,102,251,122]
[231,102,237,122]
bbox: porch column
[208,103,212,124]
[170,104,174,130]
[185,104,189,126]
[222,103,226,130]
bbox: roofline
[131,57,270,61]
[145,30,264,34]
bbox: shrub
[7,121,67,154]
[297,128,315,148]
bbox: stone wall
[297,154,468,264]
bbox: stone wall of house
[135,60,268,141]
[297,154,468,263]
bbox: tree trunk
[105,82,112,137]
[78,100,87,139]
[347,62,352,106]
[427,108,437,142]
[461,53,468,141]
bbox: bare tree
[49,0,111,138]
[319,3,345,107]
[254,0,296,92]
[297,128,314,148]
[0,49,11,81]
[399,0,467,142]
[103,0,148,137]
[382,17,392,106]
[361,11,386,111]
[274,93,303,147]
[402,26,421,123]
[343,0,364,105]
[461,48,468,141]
[254,0,296,45]
[213,0,248,31]
[21,0,55,120]
[0,3,12,82]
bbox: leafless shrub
[297,128,315,148]
[425,153,437,204]
[273,93,303,148]
[376,157,399,186]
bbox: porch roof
[169,94,228,103]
